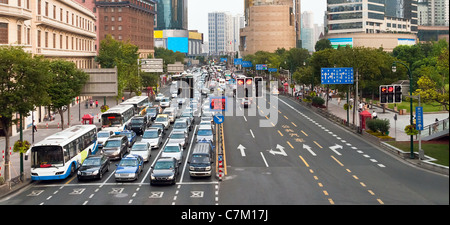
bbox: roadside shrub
[312,96,325,106]
[367,118,390,135]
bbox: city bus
[100,104,134,134]
[120,95,150,116]
[25,125,98,181]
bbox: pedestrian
[338,97,341,105]
[433,118,439,132]
[372,111,377,119]
[85,100,89,109]
[33,120,37,132]
[89,99,93,108]
[122,96,125,102]
[95,100,98,108]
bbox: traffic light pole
[393,61,414,159]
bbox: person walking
[372,111,378,119]
[89,99,93,108]
[95,100,98,108]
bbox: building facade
[0,0,97,68]
[95,0,156,58]
[240,0,296,56]
[323,0,419,51]
[154,29,203,56]
[208,12,233,55]
[155,0,187,30]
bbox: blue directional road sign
[214,113,224,124]
[256,64,268,70]
[268,68,278,72]
[321,67,354,84]
[242,61,253,68]
[234,58,243,65]
[415,106,423,130]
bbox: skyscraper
[208,12,233,55]
[155,0,188,30]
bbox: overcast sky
[188,0,327,41]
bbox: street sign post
[140,58,163,73]
[415,106,423,131]
[213,113,225,124]
[320,67,354,84]
[256,64,268,70]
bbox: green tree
[47,60,89,129]
[315,39,333,52]
[0,46,50,181]
[96,34,139,99]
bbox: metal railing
[420,118,449,138]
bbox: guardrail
[420,118,449,140]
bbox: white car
[97,130,114,149]
[130,142,151,162]
[162,107,177,123]
[154,114,170,130]
[155,93,165,102]
[142,128,163,149]
[161,143,183,164]
[160,97,171,108]
[196,125,214,142]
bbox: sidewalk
[0,96,120,198]
[323,97,449,141]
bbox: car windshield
[174,122,187,129]
[154,161,174,170]
[120,133,132,138]
[164,145,180,152]
[131,119,144,124]
[143,131,158,138]
[171,133,185,139]
[83,158,101,166]
[119,158,138,167]
[161,98,169,102]
[147,108,157,113]
[191,155,210,164]
[132,144,147,151]
[156,117,167,122]
[104,140,121,147]
[198,129,213,136]
[181,112,192,117]
[97,132,110,138]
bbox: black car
[77,155,110,180]
[150,157,179,185]
[129,116,147,135]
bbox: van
[188,142,214,177]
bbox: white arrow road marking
[237,144,246,157]
[303,144,316,156]
[329,144,343,156]
[268,144,287,156]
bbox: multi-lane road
[0,90,448,207]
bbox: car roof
[133,141,149,145]
[198,125,212,129]
[123,154,141,160]
[145,127,160,132]
[156,157,176,162]
[108,135,127,140]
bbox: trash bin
[360,110,372,130]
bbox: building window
[45,32,48,47]
[0,23,8,44]
[37,30,41,47]
[17,25,22,44]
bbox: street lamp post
[392,61,414,159]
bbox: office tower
[155,0,188,30]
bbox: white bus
[26,125,98,181]
[100,104,134,134]
[120,96,150,116]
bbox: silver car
[142,128,162,149]
[161,143,183,164]
[168,131,189,149]
[196,125,214,142]
[130,142,151,162]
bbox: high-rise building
[208,12,233,55]
[95,0,156,58]
[240,0,297,55]
[155,0,188,30]
[323,0,419,52]
[417,0,449,26]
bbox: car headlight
[205,166,211,171]
[168,174,174,180]
[92,170,99,175]
[77,171,82,175]
[189,166,195,170]
[150,174,155,180]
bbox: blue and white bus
[100,104,134,134]
[26,125,98,181]
[120,95,150,116]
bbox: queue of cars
[78,66,219,184]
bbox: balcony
[0,4,32,20]
[36,47,96,58]
[35,15,97,39]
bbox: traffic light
[387,85,394,103]
[210,97,226,111]
[394,85,402,103]
[236,78,245,99]
[380,85,388,104]
[245,77,253,98]
[254,77,263,98]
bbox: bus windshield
[101,114,122,126]
[30,146,64,168]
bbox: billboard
[167,37,188,53]
[328,38,353,49]
[398,38,415,46]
